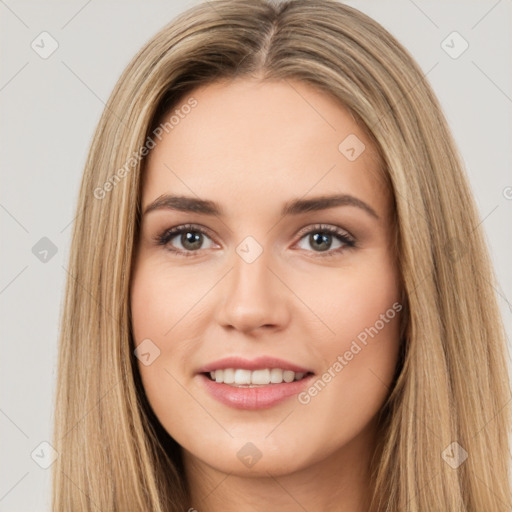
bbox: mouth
[196,357,316,409]
[202,368,314,387]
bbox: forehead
[142,78,388,218]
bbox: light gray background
[1,0,511,510]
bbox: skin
[130,77,402,512]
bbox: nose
[215,246,291,334]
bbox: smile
[206,368,309,386]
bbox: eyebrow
[143,193,379,219]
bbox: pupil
[310,232,331,252]
[182,231,202,250]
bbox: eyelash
[154,223,356,259]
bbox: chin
[182,432,322,477]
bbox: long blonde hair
[52,0,511,510]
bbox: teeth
[207,368,308,386]
[270,368,283,383]
[251,369,270,385]
[283,370,294,383]
[234,369,251,385]
[223,368,235,384]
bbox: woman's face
[130,78,402,478]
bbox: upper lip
[197,356,314,374]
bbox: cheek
[129,259,212,422]
[130,259,211,341]
[303,248,401,351]
[295,257,402,431]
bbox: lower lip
[198,373,314,410]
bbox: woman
[52,0,511,510]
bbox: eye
[294,224,355,257]
[155,224,217,257]
[154,223,356,258]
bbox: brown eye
[295,224,355,257]
[156,224,216,256]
